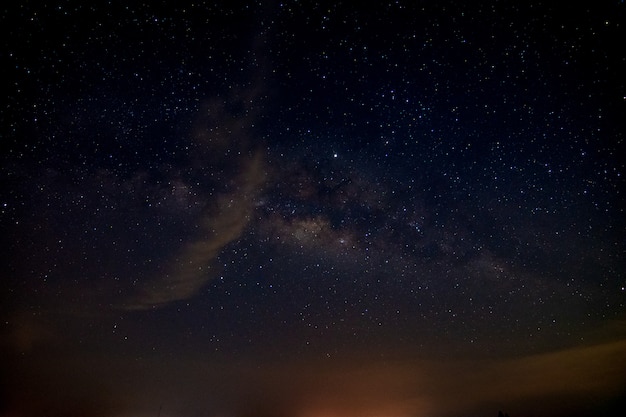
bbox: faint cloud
[125,150,266,310]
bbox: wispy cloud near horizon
[124,149,266,310]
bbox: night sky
[2,1,625,417]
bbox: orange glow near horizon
[3,339,625,417]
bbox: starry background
[1,1,625,417]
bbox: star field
[1,2,625,417]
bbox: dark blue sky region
[1,2,625,417]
